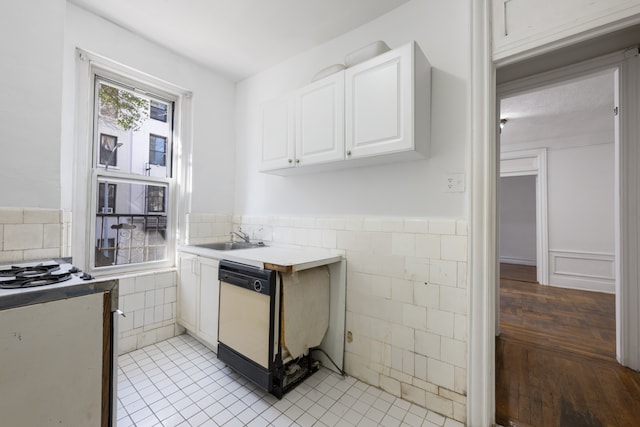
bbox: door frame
[499,148,549,285]
[468,2,640,425]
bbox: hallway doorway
[495,64,623,425]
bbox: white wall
[62,3,237,214]
[502,138,615,291]
[0,0,66,209]
[499,175,537,265]
[548,143,615,252]
[234,0,469,218]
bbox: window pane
[97,183,116,213]
[147,185,166,212]
[150,100,168,122]
[148,134,167,166]
[95,179,169,267]
[96,80,173,178]
[99,134,118,166]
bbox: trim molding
[549,250,615,293]
[468,1,495,425]
[617,50,640,370]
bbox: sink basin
[194,242,264,251]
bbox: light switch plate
[444,173,465,192]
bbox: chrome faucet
[230,229,250,243]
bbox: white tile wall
[228,215,468,425]
[186,213,233,245]
[0,207,67,262]
[0,207,181,355]
[117,269,182,354]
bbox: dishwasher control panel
[218,260,275,296]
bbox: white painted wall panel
[547,143,615,253]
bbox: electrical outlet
[444,173,465,192]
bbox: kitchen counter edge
[178,245,344,273]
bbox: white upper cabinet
[492,0,640,62]
[260,97,294,171]
[345,42,427,160]
[260,41,430,175]
[295,71,345,166]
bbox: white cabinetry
[345,42,429,161]
[260,41,430,175]
[177,252,220,348]
[261,97,294,171]
[177,252,197,330]
[492,0,640,63]
[295,72,345,166]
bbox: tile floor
[117,334,464,427]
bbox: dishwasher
[217,260,319,398]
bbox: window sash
[91,174,171,270]
[90,71,177,273]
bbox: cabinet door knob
[288,158,293,163]
[347,150,351,156]
[296,159,300,163]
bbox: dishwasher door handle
[219,272,251,288]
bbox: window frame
[73,48,192,276]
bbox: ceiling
[500,71,615,145]
[68,0,410,81]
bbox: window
[98,182,116,213]
[92,76,175,270]
[147,185,166,213]
[99,134,118,166]
[150,100,168,122]
[149,134,167,166]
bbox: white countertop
[178,244,343,272]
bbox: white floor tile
[117,335,463,427]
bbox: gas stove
[0,260,95,295]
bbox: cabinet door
[197,257,220,346]
[295,72,345,166]
[492,0,640,61]
[261,97,295,171]
[177,252,198,330]
[345,43,413,159]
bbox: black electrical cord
[310,347,346,377]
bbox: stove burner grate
[0,263,73,289]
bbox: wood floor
[496,264,640,427]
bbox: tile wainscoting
[0,207,71,263]
[0,208,468,423]
[0,207,182,355]
[219,215,469,424]
[186,212,234,244]
[117,269,183,354]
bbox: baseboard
[500,257,536,266]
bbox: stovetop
[0,260,94,293]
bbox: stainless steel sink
[194,241,265,251]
